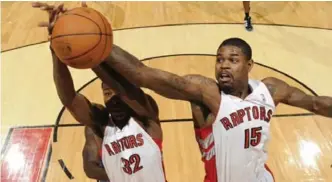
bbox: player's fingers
[49,4,63,20]
[61,8,68,13]
[48,10,62,33]
[57,4,68,13]
[31,2,45,8]
[57,3,64,11]
[38,22,50,27]
[41,5,55,11]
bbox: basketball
[51,7,113,69]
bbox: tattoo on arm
[263,77,332,118]
[103,45,211,102]
[312,96,332,118]
[265,83,278,98]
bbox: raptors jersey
[195,79,275,182]
[101,117,166,182]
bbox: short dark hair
[218,38,252,60]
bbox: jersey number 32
[121,154,143,175]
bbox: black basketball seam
[95,11,109,64]
[51,33,113,40]
[53,13,103,61]
[61,13,101,31]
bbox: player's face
[215,45,253,94]
[102,84,131,122]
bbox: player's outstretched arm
[34,2,96,126]
[82,127,109,181]
[52,49,95,126]
[93,64,159,121]
[102,45,215,104]
[263,77,332,118]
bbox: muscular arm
[52,49,94,126]
[103,45,205,101]
[263,77,332,118]
[82,127,109,181]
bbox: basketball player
[99,38,332,182]
[243,1,253,31]
[33,2,167,182]
[83,126,109,182]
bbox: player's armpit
[103,45,212,103]
[82,127,109,180]
[262,77,332,118]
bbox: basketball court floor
[1,1,332,182]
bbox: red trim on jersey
[152,138,163,150]
[264,164,275,181]
[195,126,217,182]
[152,138,168,182]
[195,126,213,139]
[99,148,102,159]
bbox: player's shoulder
[261,77,290,92]
[261,77,287,86]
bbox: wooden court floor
[1,1,332,182]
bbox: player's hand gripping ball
[50,6,113,69]
[33,2,113,69]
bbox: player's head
[215,37,253,94]
[101,82,133,127]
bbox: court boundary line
[1,128,14,155]
[58,159,74,179]
[2,22,332,53]
[40,144,53,182]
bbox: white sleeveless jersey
[196,79,275,182]
[101,117,166,182]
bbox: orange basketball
[51,7,113,69]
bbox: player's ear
[248,59,254,72]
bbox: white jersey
[101,117,166,182]
[195,79,275,182]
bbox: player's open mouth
[219,73,232,82]
[111,111,127,120]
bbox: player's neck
[230,83,251,99]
